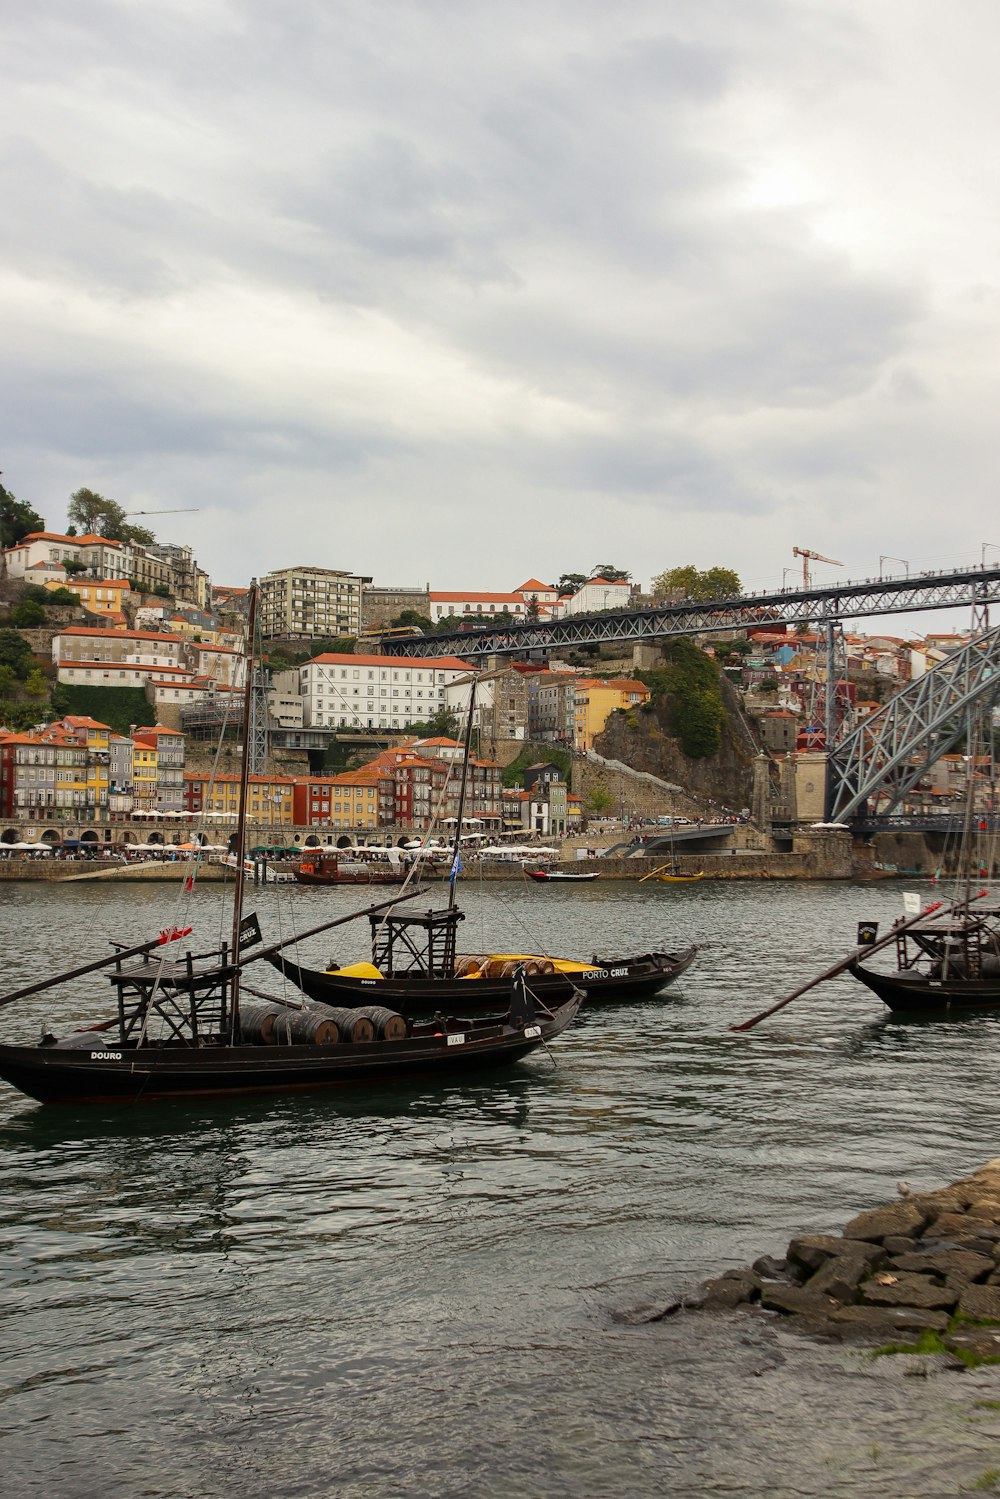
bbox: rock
[752,1253,790,1280]
[843,1202,930,1242]
[860,1272,957,1310]
[950,1237,1000,1256]
[719,1266,762,1290]
[830,1305,950,1334]
[759,1283,840,1317]
[882,1235,918,1255]
[944,1328,1000,1360]
[805,1251,874,1302]
[907,1186,976,1215]
[957,1284,1000,1321]
[890,1249,993,1282]
[786,1233,845,1273]
[700,1275,759,1310]
[926,1212,997,1240]
[787,1233,884,1273]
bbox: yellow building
[46,578,132,620]
[184,773,296,827]
[49,716,111,814]
[572,678,651,752]
[131,739,159,814]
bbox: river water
[2,876,1000,1498]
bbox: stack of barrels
[238,1001,408,1045]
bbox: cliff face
[593,675,758,814]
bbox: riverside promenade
[0,829,857,882]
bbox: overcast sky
[3,0,998,613]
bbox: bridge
[382,564,1000,661]
[825,621,1000,822]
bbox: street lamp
[782,568,794,590]
[982,543,1000,566]
[879,555,909,578]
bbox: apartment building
[299,652,471,731]
[259,566,371,640]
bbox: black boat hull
[848,960,1000,1015]
[268,946,697,1014]
[0,998,580,1107]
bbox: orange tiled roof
[307,652,472,670]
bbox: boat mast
[229,579,260,1028]
[448,674,477,912]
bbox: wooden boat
[0,588,581,1108]
[0,984,581,1106]
[268,900,697,1015]
[848,901,1000,1015]
[848,708,999,1017]
[638,861,704,884]
[525,868,601,883]
[293,849,408,886]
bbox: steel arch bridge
[825,622,1000,822]
[384,564,1000,662]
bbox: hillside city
[0,499,988,848]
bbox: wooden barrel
[350,1004,408,1041]
[238,1001,286,1044]
[536,959,556,974]
[306,1005,375,1043]
[454,956,482,977]
[272,1009,340,1046]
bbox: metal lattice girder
[383,565,1000,661]
[826,623,1000,822]
[246,667,270,775]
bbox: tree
[556,573,587,595]
[404,705,459,739]
[67,488,155,547]
[590,564,630,581]
[586,787,614,814]
[0,629,35,679]
[1,480,45,578]
[390,609,433,632]
[651,565,741,602]
[9,600,47,628]
[525,597,541,621]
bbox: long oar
[729,900,948,1032]
[638,863,673,884]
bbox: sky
[3,0,1000,615]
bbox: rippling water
[3,877,1000,1497]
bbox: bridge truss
[388,565,1000,663]
[825,622,1000,822]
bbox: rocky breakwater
[691,1160,1000,1360]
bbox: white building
[299,652,472,730]
[429,591,528,624]
[554,577,632,617]
[4,531,130,580]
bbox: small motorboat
[525,868,601,883]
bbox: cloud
[1,0,998,601]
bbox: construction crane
[792,546,843,590]
[123,508,200,516]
